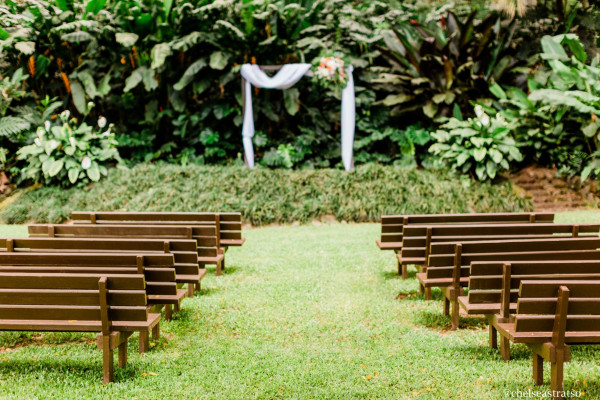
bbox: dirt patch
[510,166,599,211]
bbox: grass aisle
[0,219,598,399]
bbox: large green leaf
[115,32,139,47]
[151,43,172,70]
[163,0,174,18]
[77,71,98,98]
[540,35,568,61]
[55,0,71,11]
[48,159,64,177]
[70,81,88,115]
[174,59,207,91]
[68,168,80,184]
[124,67,146,92]
[380,94,413,106]
[0,28,9,40]
[14,41,35,55]
[85,0,106,16]
[209,52,229,70]
[284,88,300,116]
[87,165,100,181]
[473,148,486,161]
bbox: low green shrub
[429,105,523,181]
[0,163,532,225]
[16,107,120,186]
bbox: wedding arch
[240,63,355,171]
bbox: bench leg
[188,283,195,297]
[196,281,201,292]
[550,351,566,395]
[443,296,450,316]
[152,324,160,340]
[118,340,128,368]
[216,261,222,276]
[489,324,497,349]
[500,337,510,361]
[424,287,431,301]
[164,304,172,321]
[451,299,459,330]
[102,335,114,384]
[401,264,407,280]
[174,301,180,312]
[139,331,149,353]
[533,353,543,385]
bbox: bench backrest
[28,224,219,257]
[0,253,177,296]
[429,237,600,256]
[401,223,599,260]
[0,272,148,334]
[71,211,244,244]
[468,260,600,312]
[0,237,199,266]
[380,212,554,243]
[515,281,600,337]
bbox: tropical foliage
[0,0,599,186]
[429,105,523,180]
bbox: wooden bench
[28,223,227,275]
[0,237,204,297]
[492,281,600,397]
[401,222,599,274]
[0,272,160,383]
[377,212,554,277]
[419,236,600,329]
[71,211,246,248]
[464,259,600,360]
[0,252,184,352]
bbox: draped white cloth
[240,63,355,171]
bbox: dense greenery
[0,163,532,225]
[1,0,600,184]
[0,215,599,398]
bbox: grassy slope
[0,212,597,399]
[0,164,532,225]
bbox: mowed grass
[0,211,598,399]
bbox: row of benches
[377,212,600,397]
[0,211,245,383]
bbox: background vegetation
[0,163,531,225]
[1,0,600,185]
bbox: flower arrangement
[312,53,349,92]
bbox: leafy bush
[0,0,405,171]
[491,34,600,179]
[0,163,532,225]
[429,105,523,181]
[374,6,524,122]
[16,108,120,186]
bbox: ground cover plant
[0,210,598,399]
[0,163,532,225]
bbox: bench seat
[494,319,600,343]
[457,296,516,315]
[221,238,245,246]
[416,272,468,288]
[0,313,161,332]
[376,240,401,250]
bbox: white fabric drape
[240,63,355,171]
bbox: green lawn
[0,212,599,399]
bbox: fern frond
[0,116,31,138]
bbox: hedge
[0,163,532,225]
